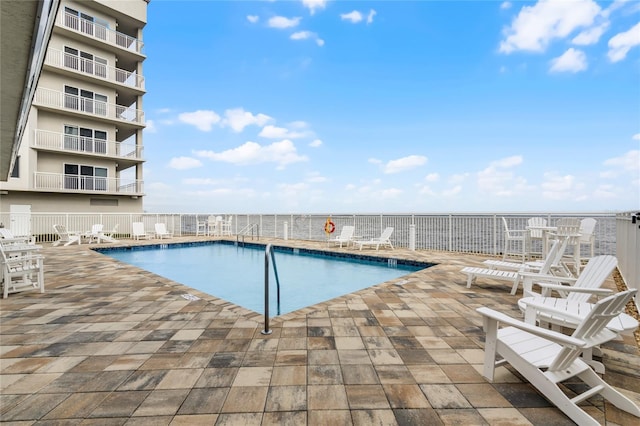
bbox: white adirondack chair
[52,224,81,246]
[477,289,640,426]
[501,217,526,261]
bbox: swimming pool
[98,241,431,315]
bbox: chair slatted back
[53,224,70,240]
[566,255,618,303]
[554,218,581,245]
[132,222,146,236]
[380,227,394,241]
[339,226,355,239]
[549,289,636,371]
[579,218,597,243]
[539,238,568,274]
[527,217,547,239]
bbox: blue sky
[140,0,640,214]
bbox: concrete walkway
[1,237,638,425]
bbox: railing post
[283,222,288,240]
[409,224,416,251]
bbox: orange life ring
[324,220,335,234]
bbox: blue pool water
[99,242,429,315]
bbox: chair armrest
[518,272,578,283]
[519,298,585,323]
[533,283,613,295]
[476,307,585,347]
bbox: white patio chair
[220,216,233,236]
[501,217,526,261]
[525,217,547,258]
[330,225,355,248]
[52,224,81,246]
[85,224,104,244]
[154,223,174,239]
[100,224,119,243]
[549,218,582,275]
[1,240,45,298]
[578,217,597,260]
[354,227,394,251]
[477,289,640,426]
[132,222,152,240]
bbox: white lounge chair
[52,224,81,246]
[100,224,119,243]
[482,236,572,278]
[330,225,355,248]
[132,222,152,240]
[461,239,564,295]
[477,289,640,426]
[1,240,45,298]
[354,227,394,251]
[155,223,174,239]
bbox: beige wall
[94,0,147,24]
[0,192,143,213]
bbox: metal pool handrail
[262,244,281,335]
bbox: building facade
[0,0,148,213]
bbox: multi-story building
[0,0,148,213]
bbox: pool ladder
[237,223,259,246]
[262,244,281,335]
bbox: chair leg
[578,368,640,418]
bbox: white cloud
[259,124,309,139]
[194,140,308,169]
[541,172,578,200]
[608,22,640,62]
[290,31,324,46]
[341,11,363,23]
[442,185,462,197]
[183,178,223,185]
[499,0,601,53]
[178,110,221,131]
[549,48,588,73]
[368,158,382,165]
[309,139,323,147]
[632,133,640,140]
[477,156,527,196]
[500,1,512,10]
[168,156,203,170]
[383,155,428,174]
[145,119,156,133]
[425,173,440,182]
[449,173,469,184]
[572,22,609,45]
[380,188,403,198]
[604,150,640,172]
[268,16,301,29]
[302,0,327,15]
[306,172,327,183]
[367,9,377,24]
[222,108,272,132]
[247,15,259,24]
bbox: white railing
[33,173,143,194]
[34,88,144,125]
[58,11,143,55]
[616,212,639,310]
[34,129,143,160]
[0,212,617,254]
[45,48,144,90]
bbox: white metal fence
[0,211,617,255]
[616,211,639,309]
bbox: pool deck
[1,236,639,425]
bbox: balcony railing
[34,130,143,160]
[58,11,143,55]
[34,88,144,125]
[45,48,144,90]
[34,172,143,194]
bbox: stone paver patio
[1,237,639,425]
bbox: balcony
[57,11,143,56]
[45,48,145,92]
[34,172,143,195]
[34,87,144,127]
[34,130,143,162]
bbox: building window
[10,156,20,178]
[64,85,107,116]
[64,125,108,154]
[63,46,108,78]
[64,163,108,191]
